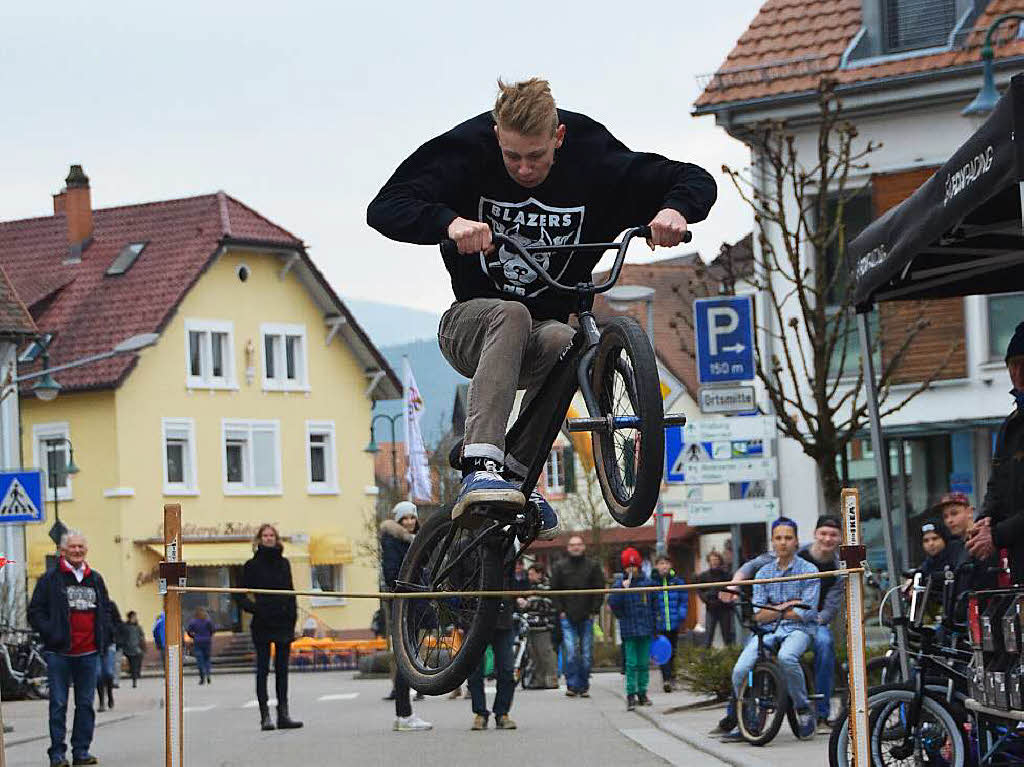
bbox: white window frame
[221,419,282,496]
[983,292,1024,366]
[306,421,338,494]
[161,418,198,496]
[260,322,310,392]
[33,422,72,501]
[544,448,565,495]
[183,318,237,390]
[310,564,345,607]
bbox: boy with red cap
[609,547,656,710]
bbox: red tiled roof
[695,0,1024,108]
[527,521,696,552]
[0,191,397,394]
[593,254,713,400]
[0,261,37,338]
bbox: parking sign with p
[695,296,755,384]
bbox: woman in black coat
[238,524,303,731]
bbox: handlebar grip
[634,225,692,244]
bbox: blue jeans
[812,624,835,719]
[46,651,99,763]
[560,617,593,692]
[467,626,516,717]
[194,642,212,679]
[731,630,812,711]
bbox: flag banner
[403,357,433,502]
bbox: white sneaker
[394,714,433,731]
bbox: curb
[600,684,772,767]
[4,713,136,748]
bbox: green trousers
[623,636,651,695]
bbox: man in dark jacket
[696,551,733,647]
[367,77,716,538]
[28,530,110,767]
[549,535,605,696]
[969,322,1024,582]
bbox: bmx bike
[390,225,689,694]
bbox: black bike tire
[869,687,965,767]
[737,661,789,746]
[391,510,503,695]
[590,316,663,528]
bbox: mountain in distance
[342,297,441,347]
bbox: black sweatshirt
[367,109,717,322]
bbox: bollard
[840,489,870,767]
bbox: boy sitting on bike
[725,517,819,741]
[367,77,716,535]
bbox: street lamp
[961,13,1024,118]
[365,412,403,499]
[44,437,79,548]
[605,285,656,345]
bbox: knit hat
[621,547,642,569]
[815,515,841,531]
[1006,321,1024,361]
[920,519,949,543]
[392,500,418,522]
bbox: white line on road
[243,699,277,708]
[318,693,360,701]
[183,705,216,713]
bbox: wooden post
[162,504,185,767]
[840,488,870,767]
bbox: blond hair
[492,78,558,137]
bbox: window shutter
[563,445,576,493]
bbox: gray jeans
[438,298,574,475]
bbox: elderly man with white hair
[28,530,112,767]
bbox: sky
[2,1,763,313]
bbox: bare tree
[561,447,614,567]
[712,79,959,508]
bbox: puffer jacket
[651,570,688,632]
[379,519,413,589]
[237,545,297,643]
[523,579,557,632]
[608,573,655,639]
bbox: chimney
[52,190,66,214]
[64,164,92,258]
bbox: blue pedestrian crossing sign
[695,296,755,384]
[0,470,44,523]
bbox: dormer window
[106,242,147,276]
[883,0,956,53]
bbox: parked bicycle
[390,226,689,695]
[0,626,49,700]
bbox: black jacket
[550,554,605,623]
[380,519,413,589]
[695,567,731,610]
[28,564,111,654]
[367,109,717,322]
[237,546,297,642]
[979,403,1024,582]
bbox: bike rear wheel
[870,687,965,767]
[737,661,789,746]
[591,316,663,528]
[391,509,504,695]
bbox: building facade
[1,167,400,636]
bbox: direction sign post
[695,296,755,384]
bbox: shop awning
[309,534,354,565]
[144,541,309,566]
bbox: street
[1,671,734,766]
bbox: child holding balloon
[608,547,657,711]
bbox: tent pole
[855,310,910,677]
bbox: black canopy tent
[848,73,1024,670]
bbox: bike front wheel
[391,509,504,695]
[737,661,789,746]
[870,687,965,767]
[591,316,663,527]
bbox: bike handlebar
[440,225,693,295]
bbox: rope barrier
[167,567,864,601]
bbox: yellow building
[0,166,400,637]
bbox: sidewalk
[588,672,831,767]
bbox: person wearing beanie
[608,547,656,710]
[969,324,1024,582]
[379,501,431,732]
[724,518,819,741]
